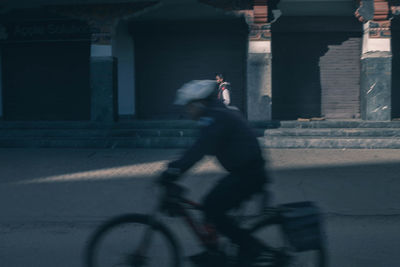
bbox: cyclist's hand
[157,168,181,186]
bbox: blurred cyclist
[159,80,272,267]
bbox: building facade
[0,0,399,122]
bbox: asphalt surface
[0,148,400,267]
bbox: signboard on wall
[0,20,90,43]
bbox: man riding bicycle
[159,80,274,267]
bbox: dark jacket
[169,101,265,177]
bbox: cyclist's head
[174,80,217,119]
[174,80,217,106]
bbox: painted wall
[113,21,135,116]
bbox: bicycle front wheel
[249,216,327,267]
[85,214,181,267]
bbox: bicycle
[84,180,327,267]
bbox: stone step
[259,136,400,149]
[278,120,400,129]
[1,135,399,149]
[0,120,399,149]
[0,137,196,149]
[0,120,278,130]
[0,120,199,129]
[264,128,400,137]
[0,129,201,138]
[1,120,400,129]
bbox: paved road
[0,148,400,267]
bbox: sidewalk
[1,148,400,217]
[0,148,399,267]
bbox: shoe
[189,250,227,267]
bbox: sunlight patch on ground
[18,161,168,184]
[15,149,400,185]
[17,157,222,185]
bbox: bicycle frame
[175,196,220,250]
[129,183,220,265]
[156,183,279,251]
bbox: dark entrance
[2,41,90,120]
[132,19,248,119]
[0,9,91,121]
[272,17,362,120]
[392,17,400,119]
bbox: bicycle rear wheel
[249,215,327,267]
[85,214,181,267]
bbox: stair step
[264,128,400,137]
[0,120,400,149]
[0,137,196,149]
[279,120,400,129]
[259,136,400,149]
[0,129,200,138]
[0,120,199,129]
[1,135,398,149]
[0,120,276,130]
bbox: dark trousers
[202,169,267,253]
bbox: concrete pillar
[113,21,135,118]
[245,1,273,122]
[247,40,272,121]
[90,21,118,122]
[360,20,392,121]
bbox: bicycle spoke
[86,215,180,267]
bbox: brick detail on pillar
[356,0,390,22]
[249,0,271,41]
[249,23,271,41]
[253,0,268,23]
[366,0,391,38]
[369,20,391,38]
[373,0,390,20]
